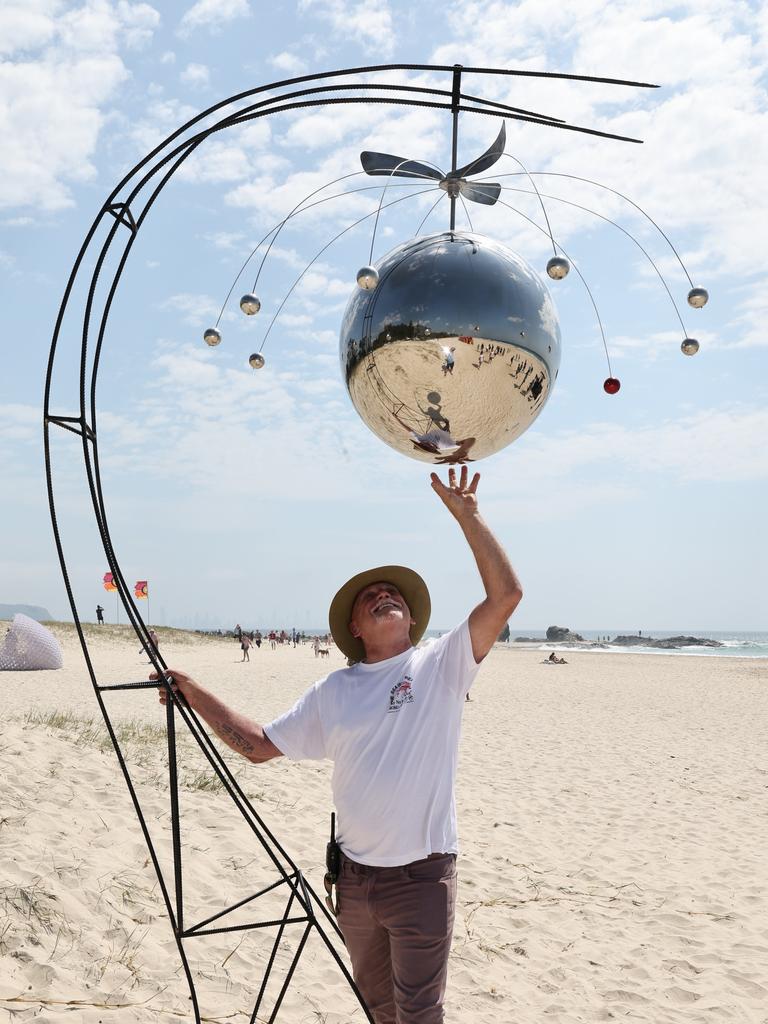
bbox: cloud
[178,0,249,35]
[503,404,768,486]
[0,1,160,212]
[270,52,307,76]
[298,0,395,56]
[179,62,210,88]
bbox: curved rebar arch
[43,62,658,1022]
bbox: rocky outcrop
[546,625,585,642]
[513,636,545,643]
[611,635,723,649]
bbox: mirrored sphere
[681,338,699,356]
[340,231,562,463]
[356,266,379,290]
[546,256,570,280]
[249,352,265,369]
[603,377,621,394]
[203,327,222,347]
[687,287,708,308]
[240,293,261,315]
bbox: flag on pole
[134,581,149,599]
[103,572,117,591]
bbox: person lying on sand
[153,467,523,1024]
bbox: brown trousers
[337,851,457,1024]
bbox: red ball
[603,377,621,395]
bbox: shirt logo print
[388,675,414,713]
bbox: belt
[341,851,452,875]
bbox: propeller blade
[458,181,501,206]
[360,151,443,181]
[453,123,507,179]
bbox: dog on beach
[317,648,330,658]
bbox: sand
[1,622,767,1023]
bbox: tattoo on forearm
[219,722,255,755]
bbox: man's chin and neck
[355,625,414,665]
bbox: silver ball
[356,266,379,290]
[340,231,562,464]
[240,293,261,315]
[687,287,708,309]
[204,327,222,347]
[681,337,700,356]
[249,352,265,369]
[546,256,570,280]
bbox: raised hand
[430,466,481,522]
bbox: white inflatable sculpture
[0,614,63,671]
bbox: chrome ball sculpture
[681,337,700,356]
[356,265,380,290]
[203,327,222,347]
[687,287,709,309]
[240,293,261,315]
[546,256,570,280]
[340,231,562,463]
[249,352,265,369]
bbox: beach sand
[1,622,767,1022]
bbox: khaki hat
[328,565,431,663]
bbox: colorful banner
[103,572,117,591]
[134,581,149,599]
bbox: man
[155,467,522,1023]
[96,604,104,625]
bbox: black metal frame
[43,63,656,1022]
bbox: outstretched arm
[430,467,522,663]
[152,668,282,764]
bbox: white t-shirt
[263,620,480,866]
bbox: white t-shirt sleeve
[263,682,327,761]
[431,617,481,698]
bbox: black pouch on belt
[325,811,340,881]
[324,812,341,916]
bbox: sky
[1,0,767,634]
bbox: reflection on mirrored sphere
[340,231,562,463]
[687,287,708,309]
[546,256,570,280]
[249,352,265,369]
[356,266,379,290]
[603,377,621,394]
[680,338,699,356]
[240,293,261,315]
[204,327,222,347]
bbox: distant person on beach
[156,467,522,1024]
[313,636,320,658]
[234,624,242,640]
[96,605,104,625]
[547,651,567,664]
[240,634,253,662]
[149,629,159,649]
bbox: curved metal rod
[458,194,474,233]
[480,169,695,287]
[368,159,444,265]
[261,186,437,352]
[499,151,558,256]
[499,184,689,337]
[214,177,428,327]
[96,62,656,209]
[495,196,613,377]
[415,192,447,234]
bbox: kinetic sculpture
[44,63,708,1021]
